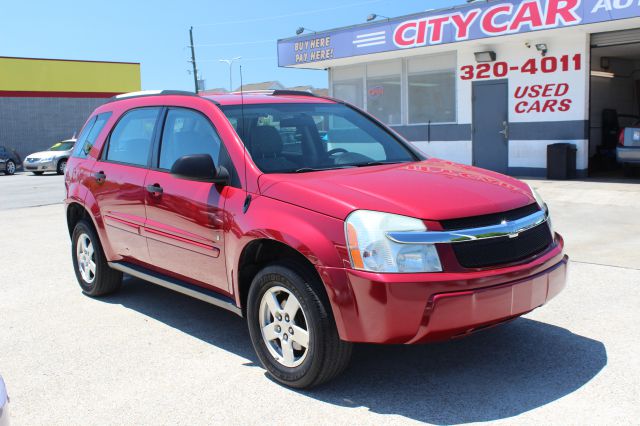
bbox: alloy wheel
[259,286,310,368]
[76,233,96,284]
[6,161,15,174]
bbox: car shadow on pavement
[106,277,607,424]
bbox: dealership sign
[278,0,640,66]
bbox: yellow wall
[0,57,141,93]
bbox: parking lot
[0,172,639,425]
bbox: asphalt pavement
[0,171,66,210]
[0,175,638,425]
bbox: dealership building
[0,56,140,158]
[278,0,640,177]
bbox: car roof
[103,90,336,109]
[202,92,336,106]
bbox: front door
[472,80,509,173]
[91,107,162,265]
[143,107,234,292]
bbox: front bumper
[617,147,640,164]
[319,235,567,344]
[23,160,55,171]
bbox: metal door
[472,80,509,173]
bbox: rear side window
[105,108,160,166]
[72,112,112,159]
[158,108,223,170]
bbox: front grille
[451,222,553,268]
[27,158,38,163]
[441,203,540,231]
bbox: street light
[366,13,390,22]
[219,56,241,91]
[296,27,317,35]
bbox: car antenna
[240,65,252,214]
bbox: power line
[194,0,384,27]
[198,57,274,63]
[195,39,276,48]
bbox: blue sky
[1,0,465,91]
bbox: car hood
[26,150,69,159]
[258,159,535,221]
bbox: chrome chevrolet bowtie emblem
[503,219,520,238]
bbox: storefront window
[408,53,456,124]
[332,65,364,108]
[366,61,401,125]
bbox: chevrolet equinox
[64,90,568,388]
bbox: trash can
[547,143,577,180]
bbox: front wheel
[4,160,15,175]
[71,219,122,296]
[247,262,352,389]
[57,159,67,175]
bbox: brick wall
[0,97,107,158]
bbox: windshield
[221,103,418,173]
[48,141,75,152]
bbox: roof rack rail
[271,90,318,97]
[107,90,198,103]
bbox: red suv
[65,90,568,388]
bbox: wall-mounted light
[535,43,548,56]
[296,27,317,36]
[474,51,497,63]
[591,70,615,79]
[366,13,390,22]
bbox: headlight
[528,183,554,235]
[345,210,442,273]
[527,183,547,212]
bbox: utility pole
[189,26,199,93]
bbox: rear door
[143,107,237,291]
[91,107,162,265]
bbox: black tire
[71,219,122,297]
[32,171,44,176]
[622,163,634,178]
[247,261,352,389]
[57,159,67,175]
[4,160,15,175]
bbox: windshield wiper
[292,166,356,173]
[354,161,407,167]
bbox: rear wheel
[57,159,67,175]
[71,219,122,296]
[4,160,15,175]
[247,262,352,389]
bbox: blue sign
[278,0,640,66]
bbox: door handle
[499,121,509,140]
[146,183,163,197]
[94,171,106,183]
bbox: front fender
[223,192,357,336]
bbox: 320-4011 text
[460,54,582,80]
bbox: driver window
[159,108,222,170]
[316,114,386,159]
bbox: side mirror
[170,154,229,185]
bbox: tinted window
[106,108,160,166]
[72,117,96,158]
[73,112,112,159]
[159,108,222,170]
